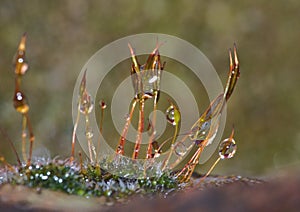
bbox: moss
[2,159,178,199]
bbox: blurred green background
[0,0,299,177]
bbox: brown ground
[0,173,299,212]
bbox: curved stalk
[132,98,145,159]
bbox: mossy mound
[1,158,178,199]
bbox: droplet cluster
[5,159,178,199]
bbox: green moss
[3,159,178,199]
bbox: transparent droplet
[85,130,94,139]
[15,59,29,75]
[133,68,162,100]
[174,142,187,157]
[153,153,160,158]
[189,121,211,141]
[15,34,29,75]
[205,128,218,146]
[79,93,94,114]
[124,113,130,121]
[166,104,180,126]
[142,70,156,96]
[13,91,29,114]
[20,62,29,75]
[218,138,237,159]
[100,100,107,109]
[148,75,158,84]
[151,141,161,155]
[129,43,163,101]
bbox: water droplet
[15,60,29,75]
[124,113,130,121]
[85,130,94,139]
[189,121,211,141]
[174,142,187,156]
[142,71,156,98]
[166,104,180,126]
[79,93,94,114]
[218,138,237,159]
[148,75,158,84]
[41,175,48,180]
[128,42,164,101]
[100,100,107,109]
[15,35,29,75]
[151,141,160,153]
[131,68,162,100]
[13,91,29,114]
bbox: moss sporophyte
[0,34,240,198]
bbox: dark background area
[0,0,299,177]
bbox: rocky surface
[115,173,299,212]
[0,173,299,212]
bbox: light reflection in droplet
[218,138,237,159]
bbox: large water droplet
[79,93,94,114]
[218,138,237,159]
[189,121,211,141]
[166,104,180,126]
[174,142,187,156]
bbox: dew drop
[166,104,180,126]
[124,113,130,121]
[41,175,48,180]
[151,141,160,153]
[174,142,187,156]
[148,75,158,84]
[16,61,29,75]
[189,121,211,141]
[79,93,94,114]
[218,138,237,159]
[85,130,94,139]
[100,100,107,109]
[13,91,29,114]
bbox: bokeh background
[0,0,299,177]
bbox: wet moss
[3,159,178,199]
